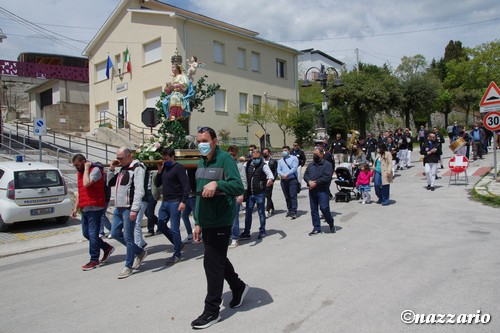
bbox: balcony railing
[0,59,88,82]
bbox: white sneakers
[229,239,239,249]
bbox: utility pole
[355,48,359,73]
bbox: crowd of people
[71,122,496,329]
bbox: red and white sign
[480,81,500,113]
[483,111,500,131]
[449,155,469,174]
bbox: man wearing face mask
[155,147,190,265]
[420,133,442,191]
[278,145,300,219]
[470,123,485,160]
[304,148,335,235]
[239,150,274,240]
[191,127,247,330]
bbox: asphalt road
[0,149,499,333]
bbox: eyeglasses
[116,157,124,160]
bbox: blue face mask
[164,161,173,167]
[282,151,289,157]
[198,142,212,156]
[252,158,261,165]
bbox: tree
[267,102,299,146]
[237,102,271,146]
[444,40,500,125]
[330,63,400,137]
[290,105,316,146]
[396,55,440,129]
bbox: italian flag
[123,47,131,73]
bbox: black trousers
[202,226,245,315]
[265,184,274,211]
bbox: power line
[277,18,499,44]
[0,6,82,52]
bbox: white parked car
[0,161,73,231]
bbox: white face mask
[198,142,212,156]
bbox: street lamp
[301,64,342,143]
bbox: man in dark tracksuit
[191,127,248,330]
[303,148,335,236]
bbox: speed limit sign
[483,111,500,131]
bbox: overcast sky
[1,0,499,70]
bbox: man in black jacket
[303,148,335,235]
[155,147,190,264]
[420,133,442,191]
[240,150,274,240]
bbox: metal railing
[97,111,159,144]
[7,122,120,164]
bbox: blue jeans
[158,200,182,258]
[82,208,109,262]
[244,192,266,233]
[181,196,195,236]
[111,207,145,269]
[309,190,334,231]
[373,171,390,204]
[231,203,242,240]
[99,202,111,235]
[280,178,298,215]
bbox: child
[355,163,374,204]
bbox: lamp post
[302,65,342,143]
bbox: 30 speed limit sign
[483,111,500,131]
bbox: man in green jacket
[191,126,249,330]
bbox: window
[276,59,286,78]
[145,88,162,108]
[115,54,122,74]
[144,39,161,65]
[215,90,226,111]
[237,48,246,69]
[239,93,248,114]
[253,95,261,112]
[96,61,107,81]
[251,52,260,72]
[213,41,224,64]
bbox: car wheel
[55,216,69,225]
[0,215,10,232]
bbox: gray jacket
[108,160,145,212]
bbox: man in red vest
[72,154,114,271]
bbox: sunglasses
[116,157,124,160]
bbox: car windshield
[14,170,63,189]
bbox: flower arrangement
[133,137,163,161]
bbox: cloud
[0,0,498,69]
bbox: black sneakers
[191,313,221,329]
[239,232,250,240]
[230,283,249,308]
[309,230,322,236]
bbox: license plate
[30,207,54,216]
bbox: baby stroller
[334,163,361,202]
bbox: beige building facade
[84,0,299,147]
